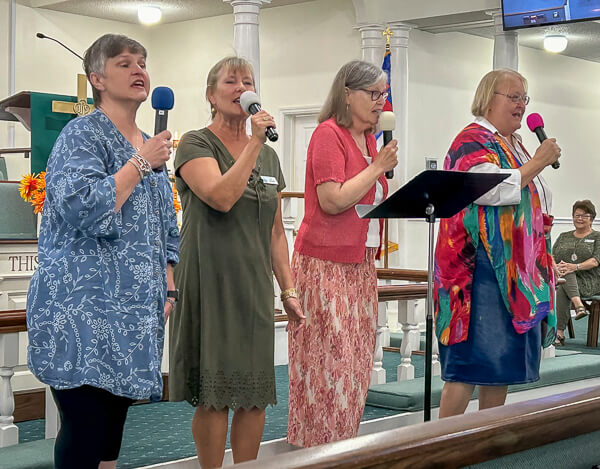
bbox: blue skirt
[439,244,542,386]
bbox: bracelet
[280,287,297,302]
[165,298,176,309]
[127,158,144,180]
[131,153,152,177]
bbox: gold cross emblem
[383,27,394,44]
[51,74,94,117]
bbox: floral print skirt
[287,249,378,447]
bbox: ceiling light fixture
[138,6,162,25]
[543,35,568,53]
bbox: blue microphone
[151,86,174,135]
[151,87,174,172]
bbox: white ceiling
[16,0,600,63]
[17,0,318,24]
[410,10,600,64]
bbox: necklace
[571,231,591,261]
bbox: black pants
[51,385,135,469]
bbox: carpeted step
[0,438,54,469]
[367,352,600,412]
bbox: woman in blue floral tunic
[26,34,179,469]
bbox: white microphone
[239,91,278,142]
[379,111,395,179]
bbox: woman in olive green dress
[553,199,600,345]
[169,57,304,468]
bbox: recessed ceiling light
[138,6,162,25]
[543,35,568,53]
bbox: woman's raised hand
[533,138,561,168]
[250,110,275,144]
[374,138,399,175]
[138,130,173,169]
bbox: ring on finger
[263,116,269,121]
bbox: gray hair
[319,60,387,128]
[83,34,147,105]
[471,69,527,117]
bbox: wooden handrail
[0,147,31,155]
[377,284,428,301]
[377,268,428,282]
[281,192,304,199]
[0,309,26,333]
[236,386,600,468]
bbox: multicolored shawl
[434,123,556,347]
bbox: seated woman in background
[553,200,600,345]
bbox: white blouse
[470,117,552,214]
[363,155,384,248]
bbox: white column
[488,9,519,70]
[0,333,19,447]
[370,301,387,385]
[45,386,60,439]
[397,299,416,380]
[354,23,385,66]
[387,22,412,268]
[224,0,271,94]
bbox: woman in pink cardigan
[287,60,398,447]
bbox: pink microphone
[527,113,559,169]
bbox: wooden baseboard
[14,373,170,423]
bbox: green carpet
[368,318,600,411]
[466,429,600,469]
[9,364,400,469]
[6,318,598,468]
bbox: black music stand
[357,170,509,422]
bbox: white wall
[1,0,599,265]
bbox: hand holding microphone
[526,113,561,169]
[150,86,175,172]
[240,91,279,142]
[378,111,398,179]
[137,130,172,171]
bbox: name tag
[584,239,595,243]
[260,176,278,185]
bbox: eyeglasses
[494,92,530,105]
[573,214,592,220]
[360,89,389,101]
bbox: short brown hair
[205,56,255,119]
[471,69,528,117]
[83,34,147,105]
[572,200,596,220]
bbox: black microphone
[379,111,395,179]
[151,87,175,173]
[526,113,559,169]
[36,33,84,61]
[239,91,278,142]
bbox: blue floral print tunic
[26,109,179,401]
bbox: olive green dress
[169,128,284,410]
[553,230,600,297]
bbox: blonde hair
[471,69,528,117]
[205,56,255,119]
[318,60,387,128]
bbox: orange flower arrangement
[19,172,46,214]
[20,171,181,215]
[173,185,182,213]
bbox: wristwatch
[167,289,179,301]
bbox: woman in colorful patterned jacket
[434,69,561,418]
[26,34,179,469]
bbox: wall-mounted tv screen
[502,0,600,30]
